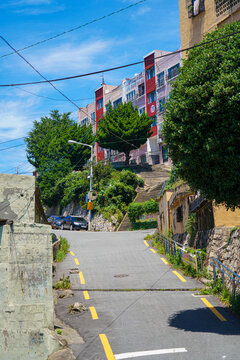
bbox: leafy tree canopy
[25,110,94,206]
[96,102,152,165]
[163,22,240,209]
[25,110,94,170]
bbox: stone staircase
[117,165,170,231]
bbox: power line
[0,143,25,151]
[0,36,80,110]
[0,0,146,59]
[13,86,94,102]
[1,29,239,88]
[0,136,25,145]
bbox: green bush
[138,177,144,187]
[143,199,158,214]
[132,220,157,230]
[55,237,70,262]
[127,203,144,223]
[185,213,197,244]
[119,170,139,189]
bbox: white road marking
[114,348,187,359]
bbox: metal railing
[157,233,203,271]
[210,257,240,297]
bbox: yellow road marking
[99,334,115,360]
[160,257,169,265]
[79,272,85,285]
[172,270,186,283]
[83,290,90,300]
[150,248,157,254]
[89,306,98,320]
[75,258,79,265]
[70,251,75,256]
[144,240,149,247]
[201,298,227,322]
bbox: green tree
[25,110,94,171]
[25,110,94,206]
[96,102,152,165]
[163,22,240,209]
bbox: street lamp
[68,140,93,231]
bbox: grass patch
[144,233,157,241]
[54,275,71,290]
[55,236,70,262]
[56,329,62,335]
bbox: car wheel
[70,225,73,231]
[61,224,64,230]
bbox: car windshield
[72,217,86,222]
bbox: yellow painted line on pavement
[83,290,90,300]
[144,240,149,247]
[150,248,157,254]
[79,272,85,285]
[99,334,115,360]
[75,258,79,265]
[89,306,98,320]
[172,270,186,283]
[70,251,75,256]
[201,298,227,322]
[160,257,169,265]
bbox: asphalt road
[54,230,240,360]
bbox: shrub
[143,199,158,214]
[127,203,144,223]
[120,170,139,189]
[54,275,71,289]
[132,220,157,230]
[138,177,144,187]
[55,237,70,262]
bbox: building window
[146,66,155,80]
[113,97,122,108]
[147,90,156,104]
[187,0,205,17]
[159,98,166,113]
[215,0,239,17]
[150,115,157,127]
[90,112,95,123]
[81,117,89,126]
[105,103,111,111]
[176,206,183,222]
[139,107,145,115]
[126,90,136,102]
[138,83,145,96]
[97,98,103,110]
[168,63,180,80]
[157,71,165,88]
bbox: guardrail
[157,233,203,271]
[210,257,240,297]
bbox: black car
[61,216,88,231]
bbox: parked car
[47,215,64,229]
[60,216,88,231]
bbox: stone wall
[0,223,59,359]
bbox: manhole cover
[114,274,129,278]
[69,268,79,274]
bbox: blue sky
[0,0,180,174]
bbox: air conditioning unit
[158,136,164,144]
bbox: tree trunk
[125,150,130,165]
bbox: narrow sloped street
[54,230,240,360]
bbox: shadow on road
[168,307,240,335]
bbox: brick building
[78,49,181,166]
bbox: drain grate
[114,274,129,278]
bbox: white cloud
[28,40,113,74]
[0,98,40,140]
